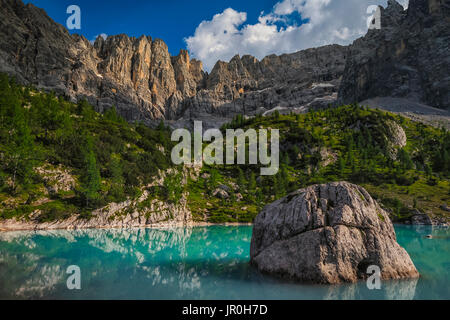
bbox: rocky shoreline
[0,220,252,232]
[1,213,446,233]
[0,187,193,232]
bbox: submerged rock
[410,211,433,225]
[409,210,449,226]
[250,181,419,284]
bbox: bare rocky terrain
[0,166,197,232]
[0,0,448,128]
[361,97,450,129]
[339,0,450,110]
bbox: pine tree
[398,149,413,171]
[292,145,300,160]
[109,154,123,184]
[255,188,264,209]
[248,171,256,193]
[163,172,183,203]
[105,106,124,124]
[209,167,219,191]
[77,99,95,121]
[274,110,280,120]
[424,163,432,177]
[157,120,166,131]
[247,171,257,203]
[81,137,101,207]
[5,100,36,193]
[108,153,125,201]
[280,165,289,193]
[347,150,354,167]
[282,152,290,166]
[237,167,246,192]
[273,174,284,198]
[443,149,449,174]
[338,156,346,175]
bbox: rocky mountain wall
[0,0,448,127]
[0,0,348,126]
[338,0,450,109]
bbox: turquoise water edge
[0,225,448,300]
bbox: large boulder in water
[250,182,419,284]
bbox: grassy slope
[187,106,449,223]
[0,74,176,222]
[0,74,448,224]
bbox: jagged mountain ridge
[0,0,205,122]
[0,0,448,128]
[0,0,347,126]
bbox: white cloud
[185,0,409,72]
[397,0,409,9]
[90,33,108,44]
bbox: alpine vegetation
[171,121,280,175]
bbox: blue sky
[25,0,279,55]
[25,0,408,71]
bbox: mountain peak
[0,0,448,127]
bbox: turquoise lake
[0,225,448,300]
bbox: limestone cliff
[338,0,450,109]
[0,0,347,127]
[0,0,448,127]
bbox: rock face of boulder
[250,182,419,284]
